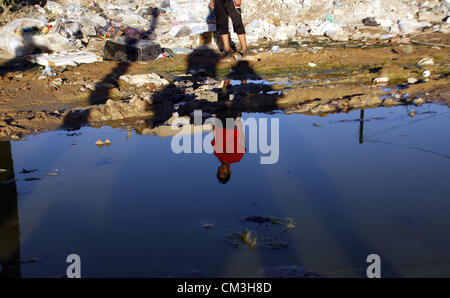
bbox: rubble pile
[0,0,448,58]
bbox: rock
[51,78,63,88]
[398,19,429,34]
[81,24,96,37]
[417,11,444,23]
[103,36,163,61]
[408,110,416,117]
[325,29,348,41]
[413,98,424,106]
[119,73,169,87]
[401,45,414,54]
[362,17,379,27]
[407,78,418,84]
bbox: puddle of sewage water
[0,103,449,277]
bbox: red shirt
[211,128,245,164]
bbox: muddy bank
[1,71,449,141]
[0,37,449,141]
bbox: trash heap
[0,0,448,59]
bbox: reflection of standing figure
[211,113,246,184]
[0,141,21,277]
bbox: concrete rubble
[0,0,448,58]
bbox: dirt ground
[0,32,449,140]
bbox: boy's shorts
[214,0,246,35]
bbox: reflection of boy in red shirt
[211,117,246,184]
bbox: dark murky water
[1,103,449,277]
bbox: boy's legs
[237,34,247,54]
[220,34,232,53]
[215,0,233,53]
[224,0,247,54]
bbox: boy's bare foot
[221,49,234,58]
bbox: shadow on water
[0,141,21,278]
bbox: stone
[362,17,379,27]
[417,11,444,23]
[398,19,429,34]
[401,45,414,54]
[413,98,424,106]
[103,36,163,61]
[81,24,96,37]
[51,78,63,87]
[119,73,169,87]
[325,29,349,41]
[407,78,418,84]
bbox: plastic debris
[373,77,390,85]
[29,51,102,67]
[270,45,281,53]
[418,57,434,66]
[42,65,56,76]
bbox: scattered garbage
[103,36,162,61]
[390,37,411,44]
[418,57,435,66]
[29,51,102,67]
[373,77,390,85]
[407,77,418,84]
[423,70,431,78]
[324,14,337,23]
[270,45,282,53]
[41,66,56,76]
[0,0,446,59]
[362,17,379,27]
